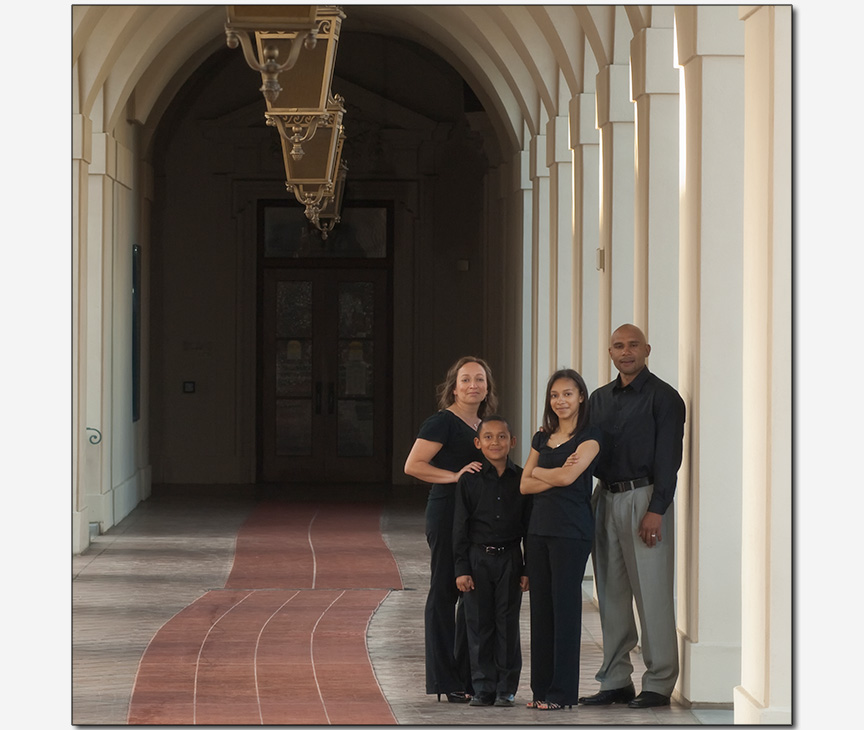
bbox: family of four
[403,324,686,711]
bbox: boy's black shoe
[494,693,516,707]
[469,694,495,707]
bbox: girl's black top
[527,425,601,540]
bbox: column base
[72,507,90,554]
[678,635,741,704]
[733,685,791,724]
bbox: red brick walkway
[127,501,402,724]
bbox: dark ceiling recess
[463,81,484,113]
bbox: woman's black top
[416,409,482,497]
[527,425,601,540]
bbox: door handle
[315,382,322,414]
[328,382,335,414]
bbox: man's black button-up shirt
[588,366,686,515]
[453,458,530,577]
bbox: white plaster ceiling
[73,5,656,160]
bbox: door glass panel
[276,400,312,456]
[337,400,374,457]
[338,281,375,337]
[275,280,313,455]
[276,281,312,337]
[276,339,312,397]
[264,206,387,258]
[338,281,375,456]
[339,340,374,397]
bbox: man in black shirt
[578,324,686,709]
[453,416,530,708]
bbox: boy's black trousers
[462,543,524,697]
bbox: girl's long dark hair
[541,368,590,437]
[436,356,498,418]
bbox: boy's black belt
[478,542,519,555]
[601,477,652,493]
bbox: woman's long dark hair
[436,356,498,418]
[541,368,590,437]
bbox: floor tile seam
[202,586,402,592]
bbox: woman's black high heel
[536,700,572,710]
[437,692,472,703]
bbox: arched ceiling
[73,4,627,164]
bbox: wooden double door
[260,267,390,483]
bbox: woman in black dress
[404,356,498,702]
[520,368,601,710]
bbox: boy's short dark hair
[478,414,512,436]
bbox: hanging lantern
[272,101,345,209]
[255,5,345,115]
[224,6,321,102]
[306,159,348,239]
[227,5,349,235]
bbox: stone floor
[72,484,734,726]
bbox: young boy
[453,415,531,707]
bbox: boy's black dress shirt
[453,458,529,578]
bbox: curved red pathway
[127,500,403,725]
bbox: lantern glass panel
[229,5,316,25]
[258,35,333,111]
[280,123,341,184]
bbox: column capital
[89,133,117,179]
[73,114,92,163]
[675,5,744,67]
[631,26,679,100]
[529,134,549,180]
[545,116,571,167]
[569,94,599,148]
[516,149,532,191]
[596,64,634,127]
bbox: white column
[547,115,574,371]
[72,113,92,554]
[569,94,600,391]
[675,4,745,704]
[110,136,140,523]
[517,148,534,465]
[84,130,118,534]
[631,17,680,383]
[494,161,525,440]
[530,133,551,427]
[595,63,635,384]
[484,161,523,421]
[483,165,507,392]
[137,152,154,504]
[734,6,792,724]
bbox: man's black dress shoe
[578,683,636,705]
[628,691,670,708]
